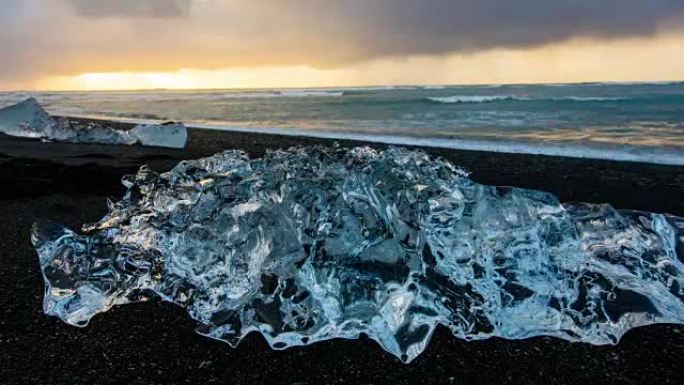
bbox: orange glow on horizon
[27,32,684,91]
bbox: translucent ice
[0,97,54,138]
[0,98,187,148]
[31,146,684,362]
[130,122,188,149]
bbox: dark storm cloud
[0,0,683,87]
[69,0,192,17]
[274,0,684,61]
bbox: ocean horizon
[2,81,683,165]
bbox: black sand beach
[2,118,683,385]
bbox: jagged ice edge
[31,146,684,362]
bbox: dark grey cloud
[269,0,684,62]
[0,0,683,87]
[70,0,192,18]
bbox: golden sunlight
[36,32,684,91]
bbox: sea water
[2,82,683,164]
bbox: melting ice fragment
[130,122,188,149]
[0,98,187,148]
[31,146,684,362]
[0,97,54,138]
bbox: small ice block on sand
[130,122,188,149]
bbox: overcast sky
[1,0,683,90]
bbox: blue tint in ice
[130,122,187,149]
[31,146,684,362]
[0,97,54,139]
[0,98,187,148]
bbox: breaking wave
[426,95,631,104]
[32,146,684,362]
[554,96,630,102]
[426,95,518,103]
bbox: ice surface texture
[32,146,684,362]
[0,98,187,148]
[130,122,187,149]
[0,97,54,138]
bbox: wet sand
[2,118,683,384]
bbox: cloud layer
[0,0,683,88]
[70,0,192,17]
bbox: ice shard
[31,146,684,362]
[130,122,188,149]
[0,98,187,148]
[0,97,55,139]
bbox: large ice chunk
[0,98,187,148]
[31,146,684,362]
[0,97,55,138]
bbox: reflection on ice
[0,98,187,148]
[32,146,684,362]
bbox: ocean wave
[193,90,346,99]
[186,122,684,166]
[426,95,632,104]
[270,90,345,98]
[49,107,166,121]
[594,81,684,86]
[108,111,167,120]
[155,90,346,100]
[426,95,518,103]
[553,96,630,102]
[4,91,346,107]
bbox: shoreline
[2,116,684,384]
[2,116,683,214]
[52,113,684,166]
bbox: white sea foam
[553,96,630,102]
[45,109,684,165]
[8,81,682,166]
[426,95,631,103]
[594,80,684,86]
[262,90,345,98]
[426,95,518,103]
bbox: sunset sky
[1,0,683,91]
